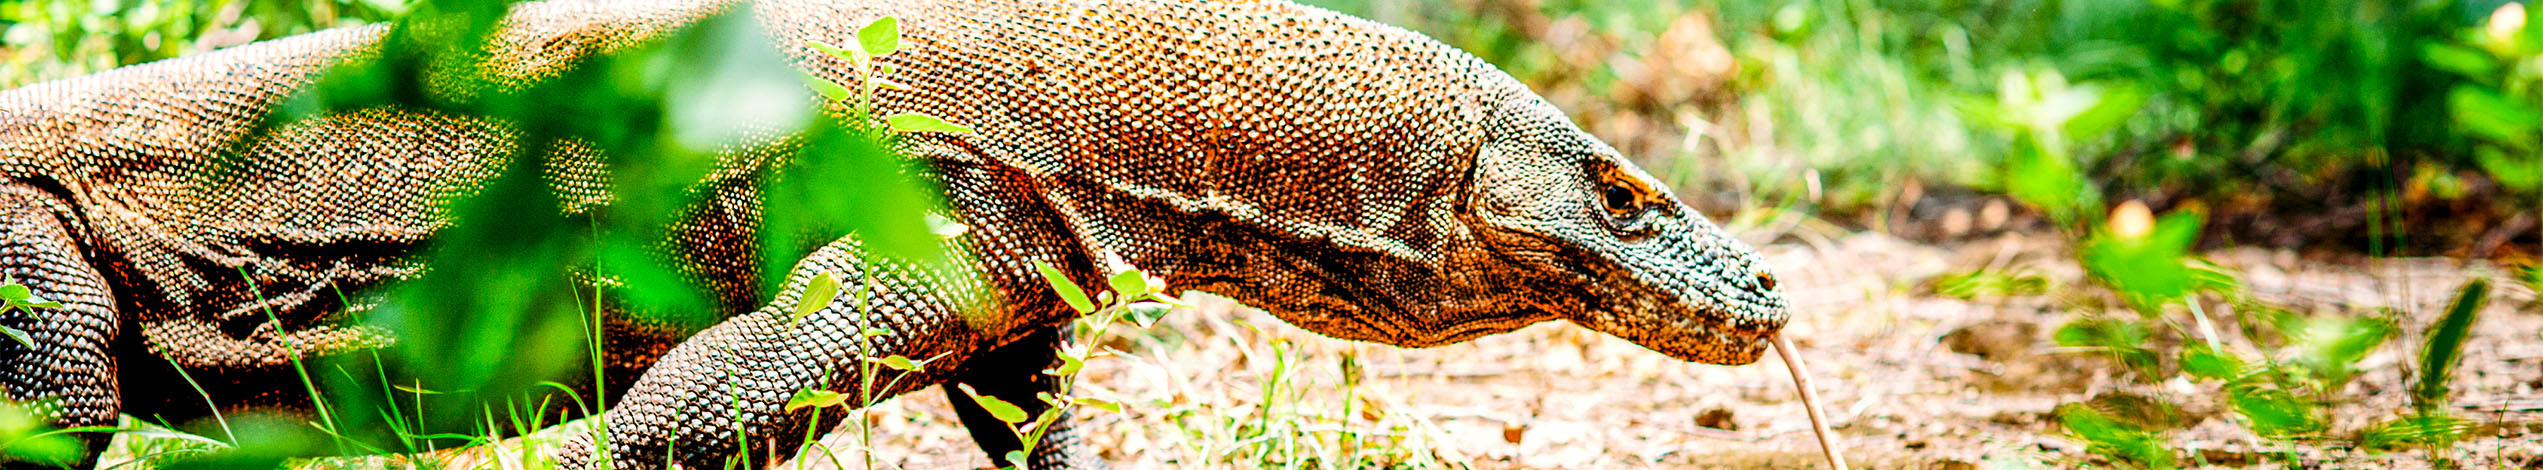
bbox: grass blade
[2413,279,2487,414]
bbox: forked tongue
[1772,334,1848,470]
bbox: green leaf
[1000,450,1028,470]
[2081,209,2205,307]
[2179,344,2244,381]
[2060,84,2145,139]
[785,389,851,411]
[2054,403,2174,469]
[1033,261,1094,314]
[0,325,34,351]
[1108,270,1149,298]
[2360,414,2468,450]
[0,284,26,302]
[2290,314,2393,388]
[2054,318,2157,374]
[867,354,925,372]
[2002,141,2096,223]
[1125,302,1172,328]
[1043,351,1083,377]
[1071,397,1122,413]
[2418,42,2498,79]
[802,71,850,102]
[884,112,974,133]
[857,17,900,57]
[958,384,1030,423]
[2449,87,2541,143]
[2230,387,2323,437]
[2413,279,2486,414]
[861,327,894,338]
[791,271,842,326]
[874,75,914,92]
[807,40,856,62]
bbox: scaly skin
[0,0,1787,467]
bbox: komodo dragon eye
[1587,158,1665,236]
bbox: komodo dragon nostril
[1755,272,1777,291]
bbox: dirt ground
[784,231,2543,469]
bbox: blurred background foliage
[1,0,401,78]
[1301,0,2538,259]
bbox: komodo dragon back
[0,0,1787,467]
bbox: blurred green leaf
[2476,146,2543,194]
[2061,85,2146,138]
[2228,386,2323,437]
[2055,403,2174,469]
[2081,209,2204,307]
[2449,87,2540,143]
[1932,268,2051,299]
[2418,42,2498,79]
[2003,142,2095,223]
[161,412,324,470]
[758,120,952,293]
[2055,317,2159,374]
[2286,314,2393,389]
[2084,392,2191,431]
[0,399,80,466]
[2179,344,2244,381]
[2359,414,2468,450]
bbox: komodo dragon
[0,0,1789,467]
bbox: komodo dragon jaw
[1464,94,1788,366]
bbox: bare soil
[793,231,2543,469]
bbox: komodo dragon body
[0,0,1789,467]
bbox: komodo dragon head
[1454,92,1789,366]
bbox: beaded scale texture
[0,0,1787,467]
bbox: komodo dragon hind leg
[553,238,1007,470]
[0,183,119,468]
[944,325,1104,469]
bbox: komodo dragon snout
[1463,95,1788,366]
